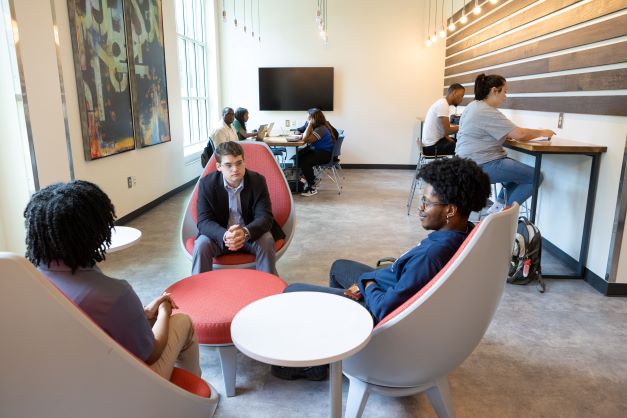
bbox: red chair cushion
[184,237,285,264]
[374,223,481,329]
[169,367,211,398]
[165,269,287,344]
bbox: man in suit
[192,141,285,275]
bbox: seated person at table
[233,107,258,140]
[272,157,490,380]
[211,106,238,146]
[421,83,465,156]
[293,107,339,139]
[193,141,285,275]
[456,73,555,213]
[297,109,337,197]
[25,180,201,380]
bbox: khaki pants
[149,313,201,379]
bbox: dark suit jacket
[196,170,286,245]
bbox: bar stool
[478,183,529,219]
[407,133,450,215]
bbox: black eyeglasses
[419,195,448,209]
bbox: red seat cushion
[169,367,211,398]
[165,269,287,344]
[184,237,285,264]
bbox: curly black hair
[24,180,116,272]
[418,157,490,217]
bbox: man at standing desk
[421,83,465,156]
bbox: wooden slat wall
[444,0,627,116]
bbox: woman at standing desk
[232,107,258,140]
[456,73,555,213]
[297,109,336,197]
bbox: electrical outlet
[127,176,133,188]
[291,120,296,127]
[557,112,564,129]
[132,176,137,187]
[285,119,290,127]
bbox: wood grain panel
[451,69,627,95]
[445,42,627,86]
[447,0,536,46]
[459,95,627,116]
[445,14,627,77]
[445,0,627,67]
[447,0,580,56]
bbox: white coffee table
[231,292,373,418]
[109,226,142,252]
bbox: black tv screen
[259,67,334,111]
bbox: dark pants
[284,259,375,308]
[297,147,332,188]
[422,137,455,156]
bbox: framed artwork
[67,0,136,160]
[125,0,171,148]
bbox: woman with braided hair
[24,180,201,379]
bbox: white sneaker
[487,201,505,214]
[301,188,318,197]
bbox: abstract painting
[67,0,136,160]
[125,0,171,148]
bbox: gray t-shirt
[39,262,155,361]
[455,100,515,165]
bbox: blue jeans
[480,157,542,205]
[283,259,375,308]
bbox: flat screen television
[259,67,334,111]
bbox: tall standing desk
[503,138,607,279]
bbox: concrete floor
[101,169,627,418]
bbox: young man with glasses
[192,141,285,275]
[273,157,490,380]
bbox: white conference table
[109,226,142,252]
[231,292,373,418]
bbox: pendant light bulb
[460,13,468,24]
[448,21,456,31]
[431,33,438,42]
[426,38,432,46]
[439,27,446,38]
[222,10,227,22]
[473,0,481,15]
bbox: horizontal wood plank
[447,0,580,56]
[449,68,627,95]
[447,0,537,46]
[445,14,627,77]
[446,0,627,67]
[459,95,627,116]
[444,42,627,87]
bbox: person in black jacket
[192,141,285,275]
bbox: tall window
[176,0,210,150]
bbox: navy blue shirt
[357,226,472,322]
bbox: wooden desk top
[264,136,305,147]
[504,137,607,154]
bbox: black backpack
[200,139,215,168]
[508,216,545,293]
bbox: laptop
[265,122,274,137]
[255,124,268,141]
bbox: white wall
[499,109,627,282]
[8,0,202,223]
[217,0,446,165]
[0,10,33,253]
